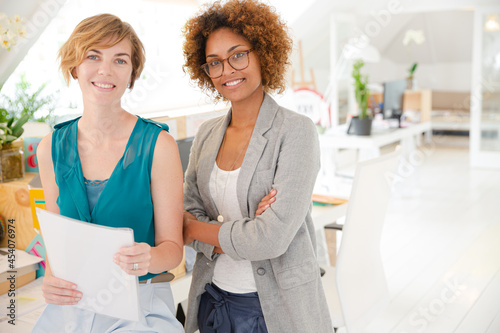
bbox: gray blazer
[183,94,333,333]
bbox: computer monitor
[176,136,194,178]
[382,79,407,125]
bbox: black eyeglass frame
[201,49,254,78]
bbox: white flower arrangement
[0,13,26,51]
[402,29,426,46]
[403,29,425,82]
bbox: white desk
[312,203,348,227]
[312,203,348,267]
[0,277,45,332]
[320,121,432,164]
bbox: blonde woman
[34,14,184,332]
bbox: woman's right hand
[41,270,82,305]
[183,211,198,245]
[255,189,277,216]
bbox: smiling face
[205,28,263,105]
[74,38,133,108]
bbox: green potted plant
[406,62,418,90]
[348,59,372,135]
[403,29,425,90]
[0,74,57,176]
[3,73,57,128]
[407,62,418,79]
[0,112,29,182]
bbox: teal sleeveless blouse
[51,116,169,281]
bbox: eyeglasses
[201,49,254,78]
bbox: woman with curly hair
[182,0,333,332]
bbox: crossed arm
[182,189,277,253]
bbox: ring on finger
[133,263,139,271]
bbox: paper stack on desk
[312,194,349,206]
[0,248,43,295]
[36,208,140,321]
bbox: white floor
[337,135,500,332]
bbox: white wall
[416,62,472,91]
[365,58,471,92]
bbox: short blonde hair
[58,14,145,89]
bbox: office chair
[321,150,401,332]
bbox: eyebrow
[206,44,245,58]
[88,49,131,58]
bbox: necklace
[215,132,252,223]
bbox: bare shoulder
[37,132,53,163]
[151,130,183,188]
[155,130,178,155]
[152,130,181,174]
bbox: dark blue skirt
[198,283,268,333]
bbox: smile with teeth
[224,79,244,87]
[93,82,115,89]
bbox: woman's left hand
[114,242,151,276]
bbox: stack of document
[312,194,349,206]
[0,248,43,295]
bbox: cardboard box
[0,270,36,295]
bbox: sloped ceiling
[290,0,494,69]
[378,10,474,64]
[0,0,67,88]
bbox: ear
[71,67,78,79]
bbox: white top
[209,163,257,293]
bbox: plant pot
[406,77,416,90]
[347,116,373,136]
[0,141,25,183]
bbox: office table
[320,121,432,163]
[312,203,349,267]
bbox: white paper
[0,277,46,318]
[36,208,140,321]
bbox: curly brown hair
[182,0,293,99]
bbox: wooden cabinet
[403,89,432,122]
[369,89,432,123]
